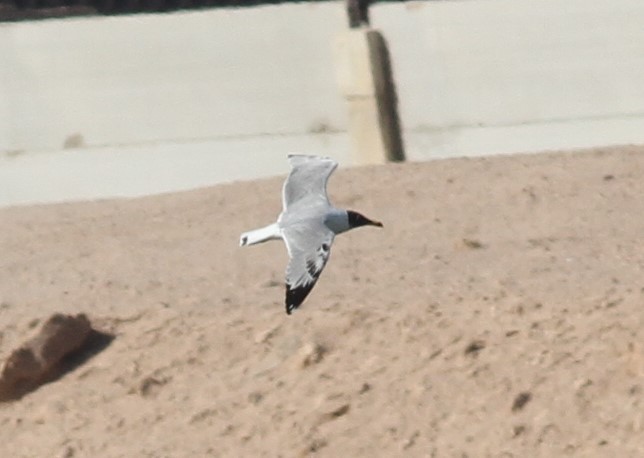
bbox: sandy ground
[1,145,643,457]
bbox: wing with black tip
[282,225,335,314]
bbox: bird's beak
[372,220,383,228]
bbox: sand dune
[1,145,643,457]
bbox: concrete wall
[0,4,348,153]
[372,0,644,160]
[0,4,352,206]
[1,0,644,206]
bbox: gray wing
[282,222,335,314]
[282,155,338,211]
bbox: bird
[239,154,383,314]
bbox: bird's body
[240,155,382,314]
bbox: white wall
[1,0,644,206]
[373,0,644,160]
[0,3,352,206]
[0,4,348,152]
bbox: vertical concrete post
[334,28,405,164]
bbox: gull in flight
[240,155,383,314]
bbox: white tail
[239,223,282,247]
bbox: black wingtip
[285,283,315,315]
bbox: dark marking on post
[346,0,369,28]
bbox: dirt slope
[1,145,643,457]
